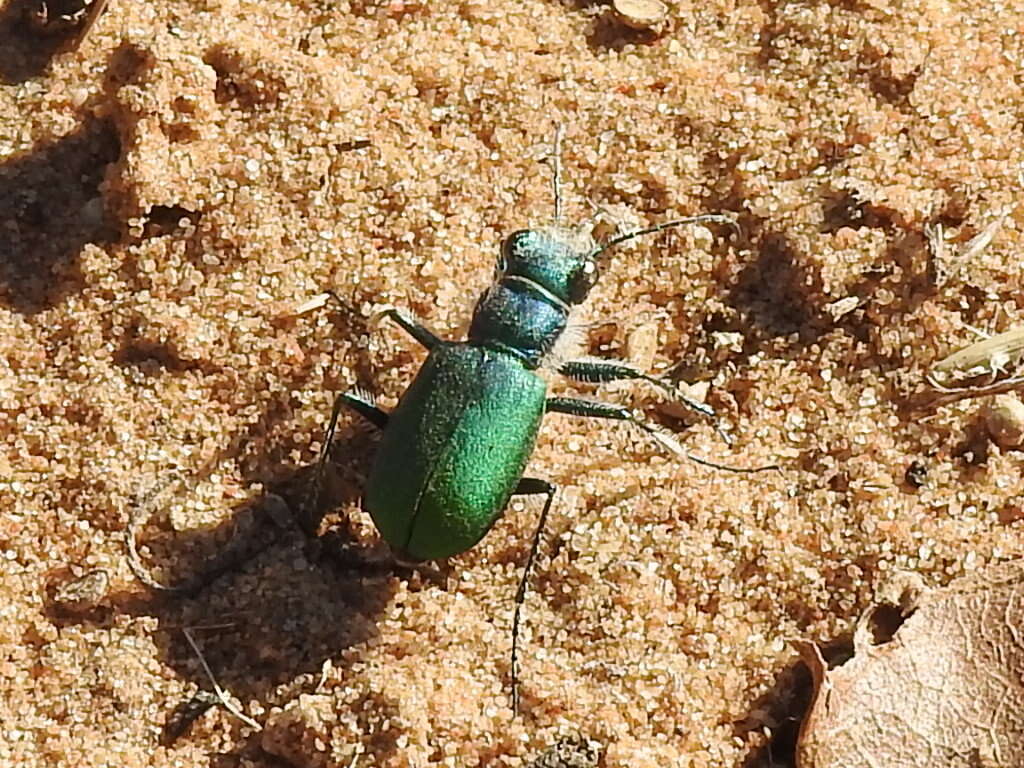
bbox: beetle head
[498,226,598,307]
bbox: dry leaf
[796,560,1024,768]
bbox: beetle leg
[305,389,390,522]
[547,394,685,452]
[297,292,442,350]
[508,477,556,716]
[338,388,389,430]
[546,396,779,474]
[559,358,717,420]
[374,305,443,350]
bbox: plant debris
[796,561,1024,768]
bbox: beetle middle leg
[300,291,443,351]
[372,304,442,351]
[508,476,557,716]
[546,396,779,474]
[305,388,387,525]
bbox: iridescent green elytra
[367,342,546,560]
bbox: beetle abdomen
[365,343,547,560]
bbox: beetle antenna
[574,197,613,238]
[549,124,565,225]
[589,212,740,260]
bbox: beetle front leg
[297,291,443,351]
[559,358,716,420]
[508,477,557,716]
[373,305,443,351]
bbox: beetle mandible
[312,128,746,712]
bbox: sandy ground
[1,0,1023,765]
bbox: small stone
[612,0,669,30]
[984,394,1024,449]
[53,569,109,612]
[625,321,658,373]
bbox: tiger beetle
[308,128,774,714]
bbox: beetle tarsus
[546,395,777,473]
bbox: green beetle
[310,133,753,712]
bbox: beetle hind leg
[339,387,389,430]
[509,477,557,716]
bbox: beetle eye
[501,230,532,263]
[569,259,598,303]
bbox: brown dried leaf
[796,560,1024,768]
